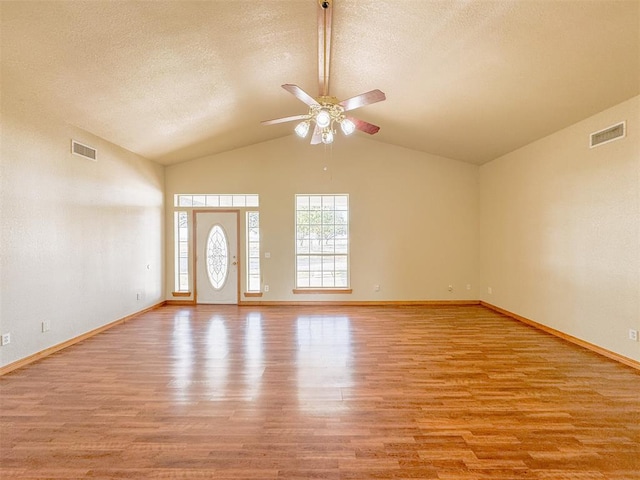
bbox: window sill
[172,291,192,297]
[292,288,353,295]
[244,292,264,298]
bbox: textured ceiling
[2,1,638,166]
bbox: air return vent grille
[590,121,625,148]
[71,140,97,161]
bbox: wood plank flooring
[1,305,639,479]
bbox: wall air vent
[71,140,97,161]
[590,121,625,148]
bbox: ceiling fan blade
[347,116,381,135]
[310,124,322,144]
[261,114,309,126]
[318,0,332,97]
[339,89,386,112]
[282,84,319,107]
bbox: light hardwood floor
[1,305,639,479]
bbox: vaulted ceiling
[2,1,638,165]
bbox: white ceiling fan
[261,0,386,145]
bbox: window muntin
[246,212,261,292]
[295,194,349,288]
[175,194,259,208]
[206,225,229,289]
[174,211,189,292]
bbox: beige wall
[2,87,636,368]
[165,136,480,302]
[479,96,640,362]
[0,95,165,368]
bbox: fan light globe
[316,109,331,128]
[295,121,310,138]
[321,130,334,144]
[340,118,356,135]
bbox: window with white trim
[175,194,259,207]
[295,194,349,288]
[174,211,189,292]
[246,212,261,292]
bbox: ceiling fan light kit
[261,0,385,145]
[294,102,354,142]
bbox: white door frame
[193,209,241,304]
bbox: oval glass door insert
[206,224,228,289]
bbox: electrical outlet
[374,284,380,292]
[42,320,51,333]
[136,292,142,301]
[264,284,270,292]
[488,287,493,295]
[466,284,472,291]
[448,285,453,292]
[1,333,11,346]
[629,329,639,342]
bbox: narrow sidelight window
[246,212,261,292]
[174,211,189,292]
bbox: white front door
[195,211,239,304]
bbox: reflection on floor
[1,304,639,479]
